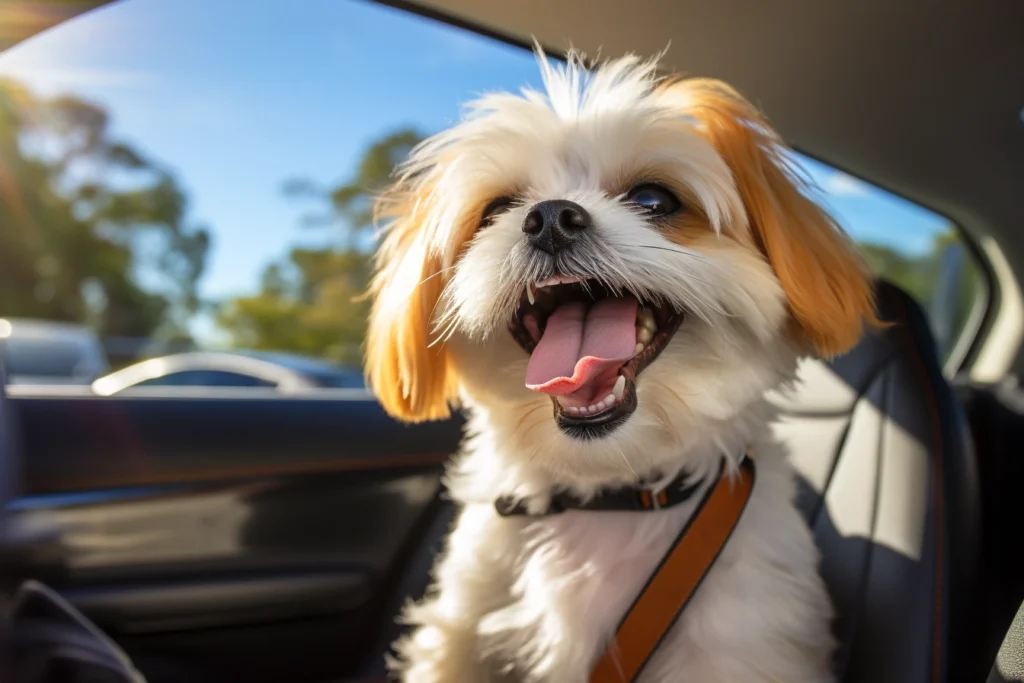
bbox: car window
[135,370,276,388]
[0,0,986,386]
[796,157,986,365]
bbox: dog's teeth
[634,343,644,355]
[612,375,626,400]
[634,309,659,335]
[637,309,657,333]
[526,283,536,305]
[636,327,653,345]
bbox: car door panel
[13,393,457,492]
[62,571,373,634]
[6,393,463,683]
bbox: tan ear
[365,188,458,422]
[665,78,880,357]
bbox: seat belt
[589,456,755,683]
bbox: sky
[0,0,950,318]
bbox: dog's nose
[522,200,591,254]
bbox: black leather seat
[988,599,1024,683]
[768,280,981,683]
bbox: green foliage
[217,128,424,365]
[217,248,371,366]
[0,79,209,339]
[858,232,983,360]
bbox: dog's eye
[626,184,681,217]
[480,197,515,226]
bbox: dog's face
[366,53,876,479]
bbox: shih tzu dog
[365,49,877,683]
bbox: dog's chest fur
[472,445,836,683]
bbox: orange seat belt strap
[589,456,756,683]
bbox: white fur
[385,51,837,682]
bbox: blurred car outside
[0,318,110,386]
[89,350,365,396]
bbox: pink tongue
[525,297,638,397]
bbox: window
[0,0,985,387]
[795,157,986,364]
[135,371,275,388]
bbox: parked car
[0,318,110,385]
[90,351,364,395]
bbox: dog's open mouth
[509,276,684,438]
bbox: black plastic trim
[63,572,373,634]
[9,395,463,493]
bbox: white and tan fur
[365,50,877,683]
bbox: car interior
[0,1,1022,682]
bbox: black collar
[494,467,707,517]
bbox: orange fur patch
[365,184,460,422]
[659,78,880,357]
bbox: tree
[217,128,423,365]
[0,79,209,340]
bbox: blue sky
[0,0,949,310]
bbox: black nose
[522,200,591,254]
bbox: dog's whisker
[513,403,548,432]
[651,380,691,413]
[612,443,638,479]
[416,265,459,288]
[630,244,711,259]
[427,315,460,348]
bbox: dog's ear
[662,78,879,357]
[365,184,458,422]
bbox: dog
[365,49,878,683]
